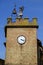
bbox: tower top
[7,17,38,27]
[6,5,38,29]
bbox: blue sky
[0,0,43,59]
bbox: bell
[12,8,17,14]
[19,6,24,12]
[19,11,23,18]
[18,6,24,18]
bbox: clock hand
[21,39,24,41]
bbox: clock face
[17,35,26,45]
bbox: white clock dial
[17,35,26,45]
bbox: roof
[37,39,42,47]
[0,59,5,61]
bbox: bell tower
[5,6,38,65]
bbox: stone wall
[5,28,37,65]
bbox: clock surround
[17,35,26,45]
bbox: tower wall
[5,28,37,65]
